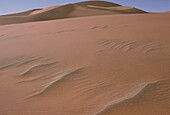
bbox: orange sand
[0,1,169,115]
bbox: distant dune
[0,9,42,17]
[0,1,147,25]
[162,11,170,14]
[0,1,169,115]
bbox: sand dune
[0,1,169,115]
[30,5,61,15]
[0,9,41,17]
[0,1,147,25]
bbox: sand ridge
[0,1,147,25]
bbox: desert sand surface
[0,1,147,26]
[0,1,170,115]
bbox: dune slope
[0,1,170,115]
[0,1,147,25]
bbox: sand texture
[0,1,147,25]
[0,1,170,115]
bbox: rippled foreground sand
[0,1,170,115]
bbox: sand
[0,1,147,25]
[0,1,169,115]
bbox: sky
[0,0,170,15]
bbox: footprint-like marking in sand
[100,40,161,53]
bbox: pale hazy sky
[0,0,170,15]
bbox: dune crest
[0,1,147,25]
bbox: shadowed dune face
[30,5,61,15]
[0,1,147,25]
[30,4,76,21]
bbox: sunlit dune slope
[0,7,169,114]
